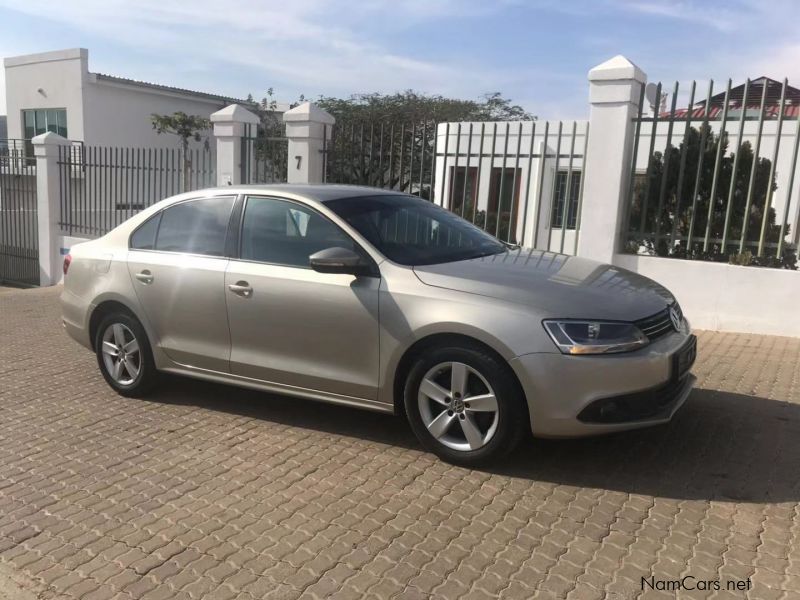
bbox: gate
[241,125,288,184]
[0,140,39,287]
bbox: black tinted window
[130,213,161,250]
[241,196,356,267]
[155,196,235,256]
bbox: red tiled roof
[666,104,800,119]
[659,77,800,119]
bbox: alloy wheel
[417,361,499,452]
[101,323,141,386]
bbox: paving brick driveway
[1,286,799,600]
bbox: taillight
[63,253,72,276]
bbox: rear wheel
[95,312,158,397]
[404,345,527,466]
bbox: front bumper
[510,330,696,438]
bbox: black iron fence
[58,145,215,237]
[0,139,39,286]
[323,121,437,197]
[241,130,288,184]
[624,77,800,269]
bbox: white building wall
[4,48,264,150]
[81,77,227,149]
[4,48,88,141]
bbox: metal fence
[323,121,437,197]
[624,77,800,269]
[0,139,39,286]
[435,121,588,251]
[58,145,216,237]
[241,131,288,184]
[322,119,588,249]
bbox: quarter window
[130,213,161,250]
[240,196,357,268]
[153,196,235,256]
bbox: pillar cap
[283,102,335,125]
[588,55,646,83]
[210,103,260,125]
[31,131,70,145]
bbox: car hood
[413,249,675,321]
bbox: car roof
[196,184,409,204]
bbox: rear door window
[154,196,235,256]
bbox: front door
[225,195,381,400]
[127,195,235,372]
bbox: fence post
[210,104,260,186]
[283,102,335,184]
[577,55,646,264]
[32,132,70,286]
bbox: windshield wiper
[458,248,507,261]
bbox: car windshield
[325,195,508,266]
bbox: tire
[404,344,527,467]
[94,311,159,397]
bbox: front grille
[635,303,682,341]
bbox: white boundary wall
[614,253,800,337]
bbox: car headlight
[543,320,648,355]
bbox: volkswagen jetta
[61,185,696,465]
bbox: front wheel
[95,312,158,397]
[404,345,527,466]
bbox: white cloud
[0,0,541,111]
[1,0,798,120]
[615,0,743,31]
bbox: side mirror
[309,246,374,276]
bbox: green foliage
[627,123,797,269]
[315,90,535,123]
[150,112,211,191]
[150,112,211,151]
[240,88,533,193]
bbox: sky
[1,0,799,120]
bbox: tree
[150,112,211,190]
[626,123,796,269]
[240,88,534,192]
[315,90,535,123]
[313,91,534,196]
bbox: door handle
[227,281,253,297]
[135,270,154,285]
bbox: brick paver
[1,286,799,599]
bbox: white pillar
[32,132,70,286]
[283,102,335,184]
[578,55,646,264]
[210,104,260,186]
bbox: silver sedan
[61,185,696,466]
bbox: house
[666,77,800,119]
[3,48,285,148]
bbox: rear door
[127,195,235,372]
